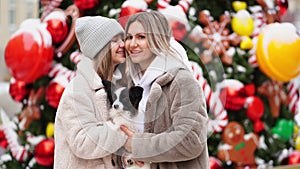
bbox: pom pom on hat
[75,16,124,59]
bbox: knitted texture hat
[75,16,124,59]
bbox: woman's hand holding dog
[120,125,133,153]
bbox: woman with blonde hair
[121,11,209,169]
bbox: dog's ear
[129,86,144,109]
[102,80,116,105]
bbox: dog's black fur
[102,80,143,117]
[102,80,147,169]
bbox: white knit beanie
[75,16,124,59]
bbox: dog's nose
[113,104,119,109]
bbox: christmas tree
[1,0,300,168]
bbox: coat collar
[76,56,103,90]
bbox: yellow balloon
[232,10,254,36]
[232,1,247,11]
[46,122,55,138]
[256,23,300,82]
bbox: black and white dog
[102,80,150,169]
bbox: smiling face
[111,34,126,67]
[125,21,155,71]
[223,121,245,145]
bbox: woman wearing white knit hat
[54,16,127,169]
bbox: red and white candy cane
[287,75,300,114]
[70,50,83,64]
[190,61,228,133]
[48,63,75,82]
[40,0,63,21]
[157,0,192,13]
[248,5,267,67]
[1,118,30,162]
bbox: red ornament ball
[73,0,99,10]
[35,138,55,166]
[169,20,187,41]
[119,7,144,28]
[4,19,54,83]
[46,82,65,108]
[288,151,300,165]
[44,10,69,45]
[9,78,30,102]
[209,156,223,169]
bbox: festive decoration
[232,1,247,11]
[4,19,54,83]
[231,9,254,36]
[119,0,148,28]
[0,112,31,162]
[18,88,45,130]
[46,80,66,108]
[190,61,228,133]
[256,22,300,82]
[157,0,192,41]
[44,10,69,45]
[271,119,294,142]
[189,10,240,65]
[287,75,300,114]
[209,156,223,169]
[0,130,8,149]
[40,0,63,20]
[258,80,289,118]
[240,36,253,50]
[9,78,30,102]
[54,4,81,56]
[247,5,268,67]
[46,123,55,138]
[288,150,300,165]
[257,0,281,23]
[34,138,55,166]
[73,0,99,10]
[218,121,259,168]
[276,0,289,16]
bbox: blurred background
[0,0,300,168]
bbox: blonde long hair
[125,11,178,74]
[93,42,114,80]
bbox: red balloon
[46,82,65,108]
[35,138,55,166]
[73,0,99,10]
[5,21,54,83]
[9,79,30,102]
[209,157,223,169]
